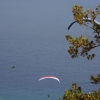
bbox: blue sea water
[0,0,100,100]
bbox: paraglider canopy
[38,76,60,83]
[68,17,100,30]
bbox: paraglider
[68,17,100,30]
[38,76,60,97]
[48,94,50,97]
[38,76,60,83]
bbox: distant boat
[11,66,15,69]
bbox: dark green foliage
[67,4,100,60]
[58,4,100,100]
[90,74,100,84]
[58,83,100,100]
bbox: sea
[0,0,100,100]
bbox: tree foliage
[58,83,100,100]
[58,4,100,100]
[66,4,100,60]
[90,74,100,84]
